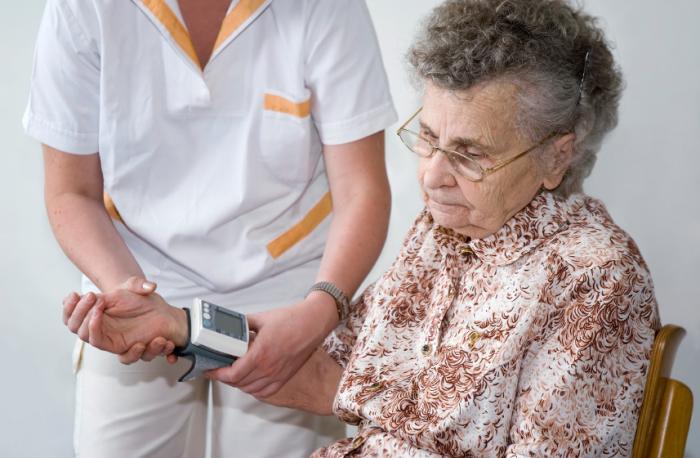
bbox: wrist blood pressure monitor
[174,299,249,382]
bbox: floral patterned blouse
[315,192,659,457]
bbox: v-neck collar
[133,0,272,72]
[209,0,272,65]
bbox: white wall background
[1,1,697,456]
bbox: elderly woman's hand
[62,277,155,340]
[62,277,186,364]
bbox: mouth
[422,189,471,212]
[427,198,466,213]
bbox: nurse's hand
[208,292,339,398]
[209,347,343,416]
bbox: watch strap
[307,281,350,321]
[173,308,236,382]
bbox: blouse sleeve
[505,260,659,457]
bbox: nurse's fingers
[88,305,110,350]
[245,314,262,333]
[228,351,260,386]
[241,379,283,398]
[140,337,170,362]
[204,332,258,384]
[66,292,98,334]
[206,360,244,386]
[119,276,157,296]
[76,305,97,342]
[119,343,146,365]
[62,292,81,325]
[252,381,284,399]
[215,330,259,386]
[163,340,175,356]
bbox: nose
[420,148,457,190]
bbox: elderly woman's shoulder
[544,193,660,335]
[552,193,652,276]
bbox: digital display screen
[215,310,244,338]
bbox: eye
[419,128,437,143]
[455,146,484,160]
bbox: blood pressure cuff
[174,308,236,382]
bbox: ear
[542,133,576,190]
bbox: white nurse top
[24,0,397,300]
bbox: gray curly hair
[408,0,624,197]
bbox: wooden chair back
[633,324,693,457]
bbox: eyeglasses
[396,107,557,182]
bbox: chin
[429,210,491,239]
[429,209,469,232]
[457,226,492,239]
[427,197,462,214]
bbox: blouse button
[460,246,473,256]
[350,435,366,449]
[468,332,481,347]
[448,286,456,296]
[421,343,432,356]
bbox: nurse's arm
[44,144,152,347]
[316,130,392,321]
[43,144,145,293]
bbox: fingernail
[143,281,155,291]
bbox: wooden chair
[633,324,693,457]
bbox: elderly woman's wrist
[312,347,343,415]
[168,308,189,347]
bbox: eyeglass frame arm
[396,106,559,181]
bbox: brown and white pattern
[315,192,659,457]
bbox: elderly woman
[64,0,659,456]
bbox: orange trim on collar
[267,192,332,259]
[213,0,268,50]
[141,0,202,69]
[264,93,311,118]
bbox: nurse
[24,0,396,457]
